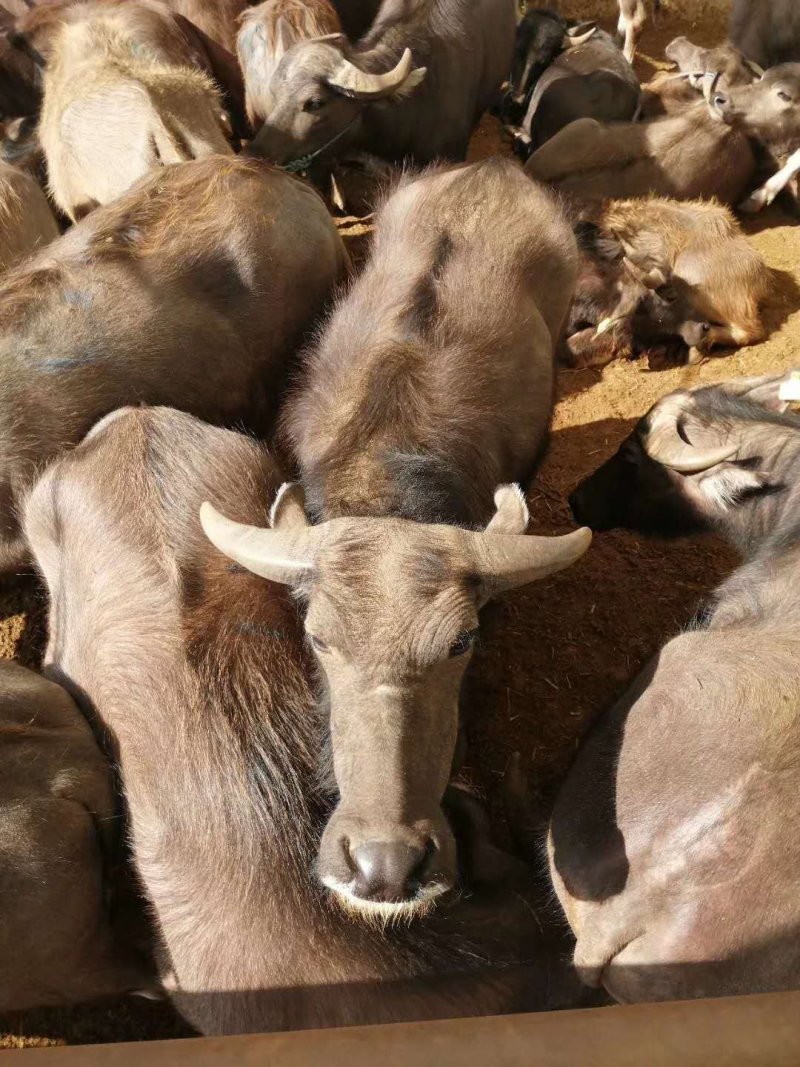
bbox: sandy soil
[3,10,799,1049]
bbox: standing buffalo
[558,374,800,1002]
[0,155,347,570]
[247,0,516,166]
[237,0,341,128]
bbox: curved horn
[563,24,597,48]
[200,502,317,586]
[745,58,765,78]
[328,47,422,99]
[475,526,592,597]
[643,398,739,473]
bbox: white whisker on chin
[320,875,449,928]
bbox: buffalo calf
[25,405,582,1034]
[566,197,769,368]
[202,157,590,921]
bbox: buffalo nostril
[350,841,430,903]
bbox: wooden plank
[7,992,800,1065]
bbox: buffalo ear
[697,466,773,510]
[270,482,310,531]
[484,484,529,535]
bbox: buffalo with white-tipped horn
[247,0,516,167]
[202,157,589,922]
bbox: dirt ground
[3,9,799,1050]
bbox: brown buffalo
[201,158,590,920]
[525,101,756,208]
[37,0,239,219]
[640,37,759,119]
[712,63,800,213]
[25,404,583,1034]
[0,660,149,1011]
[565,197,769,369]
[247,0,516,167]
[0,155,347,570]
[730,0,800,70]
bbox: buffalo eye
[777,90,792,102]
[308,633,329,653]
[302,96,326,113]
[449,629,478,658]
[656,286,677,304]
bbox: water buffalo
[565,197,769,369]
[712,63,800,213]
[0,155,347,570]
[200,157,591,920]
[558,374,800,1002]
[640,37,760,119]
[237,0,340,127]
[508,8,597,112]
[25,404,583,1034]
[0,660,149,1011]
[247,0,516,166]
[730,0,800,70]
[517,28,639,154]
[525,101,756,208]
[0,157,58,272]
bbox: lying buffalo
[712,63,800,213]
[525,101,756,208]
[0,660,149,1011]
[565,196,769,368]
[516,27,639,154]
[558,374,800,1002]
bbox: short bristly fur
[526,101,757,209]
[247,157,586,917]
[24,405,580,1035]
[38,0,233,220]
[0,660,150,1011]
[0,155,347,571]
[565,196,769,368]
